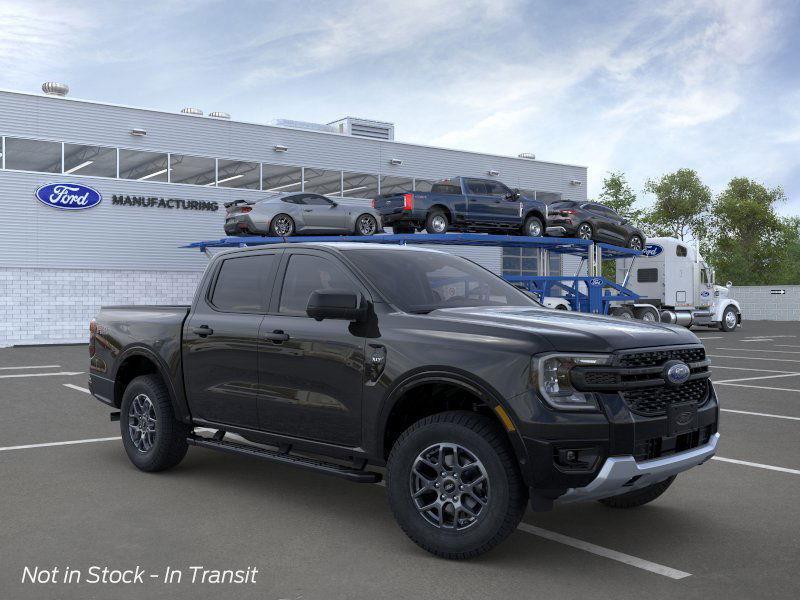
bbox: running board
[186,435,382,483]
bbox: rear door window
[210,253,278,313]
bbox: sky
[1,0,799,214]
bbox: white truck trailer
[610,237,742,331]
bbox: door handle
[303,209,313,212]
[192,325,214,337]
[264,330,290,343]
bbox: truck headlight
[532,353,612,411]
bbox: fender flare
[713,299,741,323]
[113,345,191,423]
[376,367,528,467]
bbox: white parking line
[516,523,691,579]
[714,382,800,393]
[714,373,800,384]
[64,383,90,394]
[775,345,800,349]
[0,371,83,379]
[739,339,773,342]
[712,456,800,476]
[721,408,800,421]
[0,437,120,452]
[0,364,61,370]
[708,355,800,363]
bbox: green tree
[705,177,793,285]
[597,171,643,226]
[642,169,711,241]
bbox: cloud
[0,1,91,82]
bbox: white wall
[730,286,800,322]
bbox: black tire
[521,215,544,237]
[633,306,659,322]
[719,306,738,332]
[599,476,676,508]
[392,224,416,234]
[425,209,449,234]
[576,222,594,240]
[354,213,379,236]
[610,306,635,320]
[269,213,295,237]
[120,375,190,472]
[387,411,528,559]
[627,235,644,251]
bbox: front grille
[583,372,619,386]
[618,347,706,368]
[622,379,709,416]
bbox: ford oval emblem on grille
[675,411,694,426]
[665,361,691,385]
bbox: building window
[379,175,413,195]
[503,248,538,277]
[304,168,342,196]
[217,159,260,189]
[63,144,117,177]
[170,154,216,186]
[119,149,169,182]
[4,138,61,173]
[341,172,379,198]
[262,164,302,193]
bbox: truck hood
[427,306,700,353]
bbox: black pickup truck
[89,242,719,559]
[372,176,550,236]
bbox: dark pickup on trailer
[372,176,553,236]
[89,242,719,559]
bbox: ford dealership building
[0,86,587,346]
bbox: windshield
[342,248,541,314]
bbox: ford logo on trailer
[35,183,102,210]
[641,244,663,257]
[588,278,603,287]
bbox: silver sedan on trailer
[224,192,383,237]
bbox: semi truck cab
[614,236,742,332]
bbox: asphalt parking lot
[2,321,800,600]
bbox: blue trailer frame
[185,233,641,315]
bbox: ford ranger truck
[372,176,550,236]
[89,242,719,559]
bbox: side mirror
[329,201,338,208]
[306,289,366,322]
[726,281,732,288]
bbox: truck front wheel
[719,306,738,332]
[599,475,676,508]
[387,411,528,559]
[120,375,190,472]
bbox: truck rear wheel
[386,411,528,559]
[599,476,676,508]
[120,375,190,472]
[425,210,449,234]
[521,215,544,237]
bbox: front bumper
[557,432,719,503]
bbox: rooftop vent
[180,107,203,116]
[209,111,230,119]
[518,152,536,160]
[269,119,337,134]
[328,117,394,141]
[42,82,69,97]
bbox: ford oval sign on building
[35,183,102,210]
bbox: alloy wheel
[358,215,377,235]
[725,310,737,329]
[431,215,448,233]
[577,224,592,240]
[526,220,543,236]
[629,236,643,251]
[128,393,157,453]
[409,443,490,530]
[273,216,293,236]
